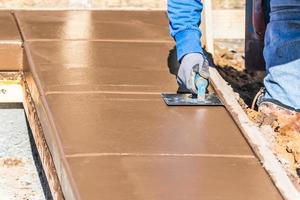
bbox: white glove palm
[177,53,210,94]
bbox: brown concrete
[67,156,281,200]
[25,41,177,93]
[15,11,172,42]
[46,93,253,156]
[0,12,23,71]
[0,12,20,41]
[18,11,283,199]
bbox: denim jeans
[263,0,300,110]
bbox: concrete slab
[0,12,23,71]
[18,10,284,200]
[24,41,177,93]
[15,11,172,41]
[0,12,20,41]
[46,93,253,156]
[67,156,282,200]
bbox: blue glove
[177,53,210,94]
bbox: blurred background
[0,0,243,10]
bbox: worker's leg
[262,0,300,110]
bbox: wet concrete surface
[24,41,177,93]
[16,11,284,199]
[15,11,172,41]
[0,12,23,70]
[46,93,253,156]
[0,12,20,41]
[68,156,281,200]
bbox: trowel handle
[195,74,208,101]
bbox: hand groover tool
[161,74,223,106]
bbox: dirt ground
[214,40,265,107]
[214,39,300,183]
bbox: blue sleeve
[167,0,203,61]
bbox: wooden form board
[212,9,245,39]
[201,3,244,54]
[203,8,245,45]
[202,0,214,54]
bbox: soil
[214,39,300,182]
[214,40,265,107]
[2,158,23,167]
[248,110,300,181]
[0,72,21,82]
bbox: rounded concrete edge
[209,66,300,200]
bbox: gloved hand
[177,53,210,94]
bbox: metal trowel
[161,74,223,106]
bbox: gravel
[0,104,52,200]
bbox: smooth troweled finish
[0,12,23,70]
[17,11,283,200]
[46,93,253,155]
[67,156,282,200]
[15,11,172,41]
[25,41,177,93]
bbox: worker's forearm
[167,0,203,61]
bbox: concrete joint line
[0,40,22,44]
[66,153,256,159]
[45,90,164,95]
[25,38,173,43]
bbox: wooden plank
[202,0,214,54]
[202,8,244,54]
[212,9,245,39]
[22,80,65,200]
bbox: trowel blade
[161,93,223,106]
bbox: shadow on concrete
[25,116,53,200]
[0,103,23,109]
